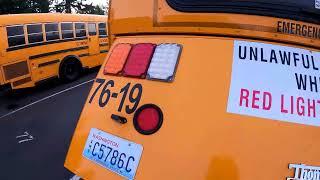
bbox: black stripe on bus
[100,50,109,53]
[99,43,109,47]
[79,53,90,57]
[12,77,32,87]
[6,37,88,52]
[29,46,89,60]
[38,59,60,68]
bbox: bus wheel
[59,58,82,82]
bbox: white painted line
[70,175,81,180]
[16,131,30,138]
[0,79,94,120]
[16,131,34,144]
[18,137,33,144]
[16,134,29,138]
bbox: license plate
[83,128,143,179]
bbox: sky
[86,0,108,6]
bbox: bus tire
[59,57,82,82]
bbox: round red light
[133,104,163,135]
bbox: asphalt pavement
[0,69,98,180]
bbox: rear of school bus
[65,0,320,179]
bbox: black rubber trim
[133,104,163,135]
[166,0,320,24]
[99,43,109,47]
[29,46,88,60]
[79,53,90,57]
[6,37,88,52]
[38,59,60,68]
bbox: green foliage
[0,0,107,15]
[78,4,106,15]
[54,0,106,14]
[0,0,53,14]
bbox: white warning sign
[227,40,320,127]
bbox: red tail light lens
[133,104,163,135]
[123,43,156,78]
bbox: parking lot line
[0,79,94,120]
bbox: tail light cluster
[104,43,182,82]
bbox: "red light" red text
[281,95,320,117]
[238,88,320,118]
[239,88,272,110]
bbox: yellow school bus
[65,0,320,179]
[0,13,109,89]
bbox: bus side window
[98,23,107,37]
[6,25,26,47]
[75,23,87,38]
[27,24,44,44]
[45,23,60,41]
[61,23,74,39]
[88,23,97,36]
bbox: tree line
[0,0,107,15]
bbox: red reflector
[133,104,163,135]
[137,108,159,130]
[123,43,156,78]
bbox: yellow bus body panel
[109,0,320,49]
[65,36,320,180]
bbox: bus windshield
[167,0,320,24]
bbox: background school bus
[0,13,109,89]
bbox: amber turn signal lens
[104,43,132,75]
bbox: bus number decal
[89,78,143,114]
